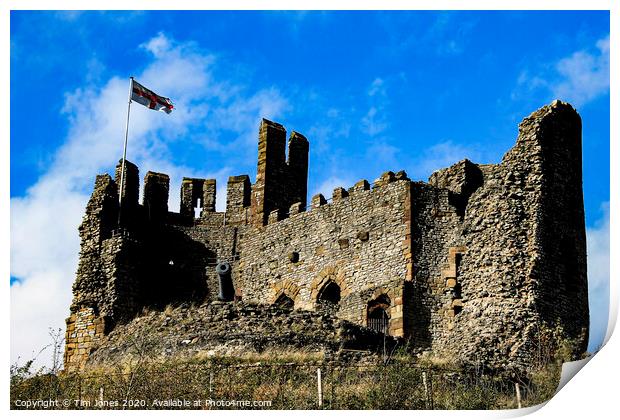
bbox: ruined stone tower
[64,101,589,372]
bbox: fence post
[330,367,335,409]
[317,368,323,408]
[426,370,434,409]
[515,382,522,409]
[422,371,430,409]
[430,371,435,409]
[99,386,104,406]
[78,376,82,410]
[209,370,214,397]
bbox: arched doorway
[317,281,341,305]
[316,280,341,314]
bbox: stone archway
[271,279,300,308]
[309,264,350,305]
[359,286,405,337]
[317,281,341,304]
[310,265,351,309]
[367,294,391,334]
[273,293,295,309]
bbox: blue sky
[10,11,609,365]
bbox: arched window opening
[317,281,341,305]
[367,294,391,334]
[274,293,294,309]
[194,197,203,219]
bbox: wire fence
[10,361,558,410]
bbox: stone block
[350,179,370,193]
[332,187,349,201]
[390,317,403,330]
[289,202,304,215]
[268,209,281,224]
[311,194,327,208]
[394,170,409,181]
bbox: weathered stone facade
[64,101,589,373]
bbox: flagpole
[118,76,134,226]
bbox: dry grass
[11,322,572,410]
[11,354,562,410]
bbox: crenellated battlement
[266,169,411,225]
[180,177,216,218]
[65,101,589,374]
[100,118,309,230]
[251,119,309,227]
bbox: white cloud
[10,33,289,369]
[361,106,388,137]
[427,13,476,56]
[361,78,389,137]
[366,142,400,169]
[313,176,356,199]
[368,78,386,97]
[211,87,290,146]
[514,35,609,108]
[141,32,173,58]
[409,140,482,181]
[552,36,609,107]
[586,203,610,351]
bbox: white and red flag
[130,79,174,114]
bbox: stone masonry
[64,101,589,373]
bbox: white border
[2,1,616,419]
[0,0,615,11]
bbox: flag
[131,79,174,114]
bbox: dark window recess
[455,253,463,277]
[357,231,370,242]
[317,281,341,304]
[274,293,294,309]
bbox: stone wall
[238,177,410,336]
[162,222,238,303]
[64,307,108,372]
[71,174,118,314]
[225,175,251,225]
[408,181,464,351]
[407,100,589,370]
[504,101,588,354]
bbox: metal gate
[367,308,389,334]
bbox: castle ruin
[64,100,589,372]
